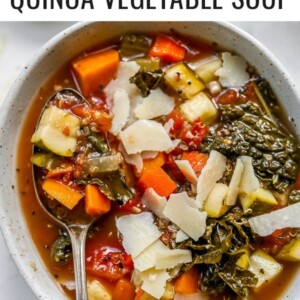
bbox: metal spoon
[32,88,98,300]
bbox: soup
[17,32,300,300]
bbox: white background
[0,22,299,299]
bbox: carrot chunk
[138,167,177,197]
[148,35,186,63]
[181,152,208,173]
[72,49,120,97]
[174,266,199,294]
[112,279,136,300]
[136,152,166,177]
[42,179,83,210]
[85,184,111,216]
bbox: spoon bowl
[32,88,99,300]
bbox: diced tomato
[261,228,298,255]
[216,89,238,105]
[71,103,90,118]
[117,197,142,214]
[181,152,208,173]
[166,109,185,135]
[165,154,186,184]
[86,246,134,281]
[241,81,259,103]
[179,119,208,150]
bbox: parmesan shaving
[120,120,174,154]
[248,203,300,237]
[140,269,171,299]
[215,52,250,88]
[163,192,207,241]
[110,89,130,135]
[196,150,227,208]
[142,188,168,219]
[134,88,175,119]
[239,156,260,195]
[116,212,161,257]
[225,158,243,205]
[175,160,198,187]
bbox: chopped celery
[194,55,222,83]
[164,63,205,99]
[135,57,161,72]
[31,152,63,170]
[120,34,151,59]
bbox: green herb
[76,171,134,204]
[51,235,72,264]
[289,190,300,204]
[182,208,258,298]
[201,102,299,192]
[130,69,164,97]
[87,131,109,155]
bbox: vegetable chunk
[72,49,120,96]
[248,250,282,288]
[149,35,186,63]
[42,179,83,210]
[138,168,177,197]
[164,63,205,99]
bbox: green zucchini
[194,55,222,83]
[276,236,300,262]
[164,63,205,99]
[31,106,80,157]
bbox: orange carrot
[112,279,136,300]
[85,184,111,216]
[181,152,208,173]
[42,179,83,210]
[136,152,166,177]
[148,35,186,63]
[46,164,74,179]
[72,49,120,97]
[174,266,199,294]
[138,167,177,197]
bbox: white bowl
[0,22,299,300]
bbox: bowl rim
[1,21,300,300]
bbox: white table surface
[0,21,299,300]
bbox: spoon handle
[68,224,90,300]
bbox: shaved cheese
[175,160,198,187]
[248,203,300,237]
[135,88,175,119]
[120,120,174,154]
[116,212,161,257]
[119,143,143,173]
[240,156,260,194]
[104,61,143,126]
[141,269,171,299]
[110,89,130,135]
[225,158,244,205]
[155,248,192,269]
[142,188,167,219]
[176,230,189,243]
[164,118,174,134]
[134,239,192,271]
[104,61,141,105]
[134,240,168,272]
[215,52,250,88]
[196,150,227,208]
[163,192,207,241]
